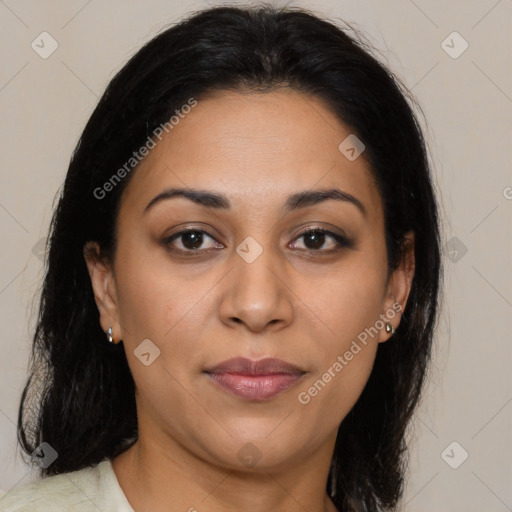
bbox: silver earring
[106,326,114,343]
[385,321,395,335]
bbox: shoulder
[0,459,133,512]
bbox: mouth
[203,357,306,401]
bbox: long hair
[17,5,442,511]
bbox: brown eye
[290,228,354,252]
[164,229,223,253]
[302,230,329,250]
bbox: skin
[84,88,415,512]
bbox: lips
[204,357,306,401]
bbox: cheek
[298,253,386,348]
[296,346,377,441]
[113,239,221,377]
[294,275,383,427]
[292,258,385,419]
[112,245,210,422]
[114,235,193,338]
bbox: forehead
[119,89,383,225]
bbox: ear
[83,241,122,343]
[378,230,415,343]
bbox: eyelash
[163,227,354,256]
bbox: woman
[0,4,442,511]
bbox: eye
[290,228,353,253]
[163,229,223,253]
[163,227,353,256]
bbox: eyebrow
[143,187,367,218]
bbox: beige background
[0,0,511,510]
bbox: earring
[385,321,396,335]
[106,326,114,344]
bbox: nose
[218,243,294,333]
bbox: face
[86,88,414,473]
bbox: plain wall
[0,1,511,510]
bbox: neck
[112,436,339,512]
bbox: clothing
[0,459,134,511]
